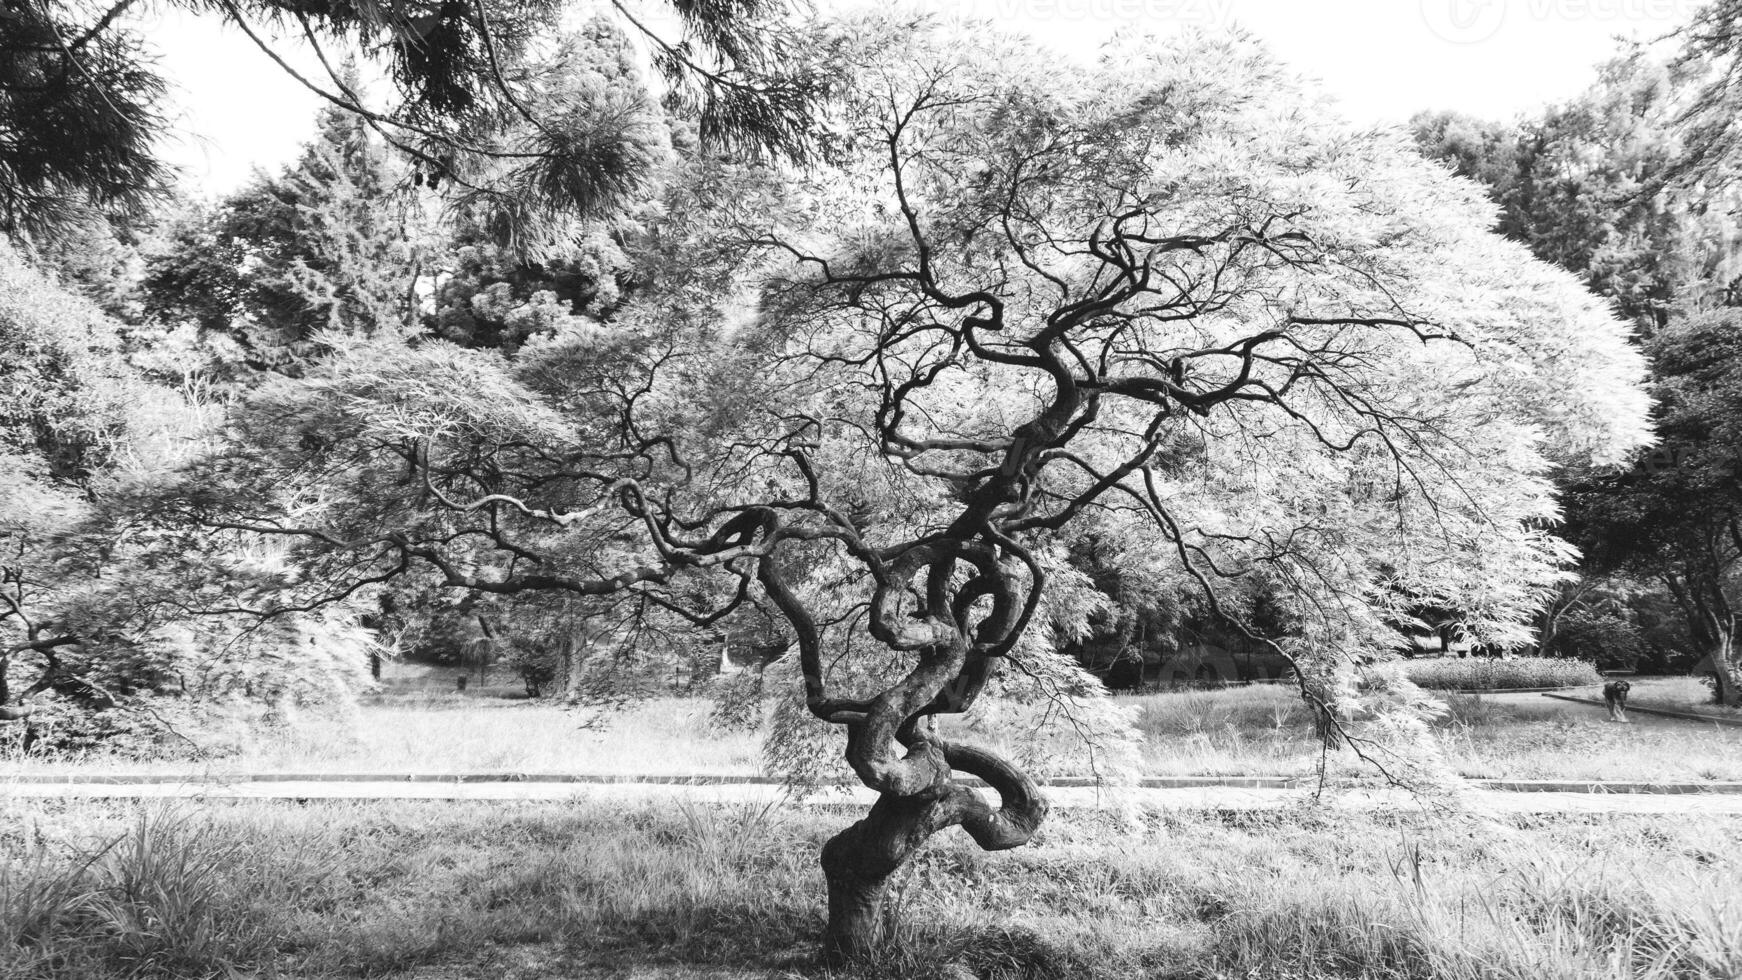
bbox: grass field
[5,675,1739,978]
[6,678,1742,784]
[1620,677,1742,722]
[0,797,1736,979]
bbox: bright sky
[135,0,1705,195]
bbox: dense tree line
[1409,31,1742,702]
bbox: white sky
[135,0,1705,195]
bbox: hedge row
[1401,656,1602,691]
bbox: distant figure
[455,675,469,693]
[1603,679,1631,723]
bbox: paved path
[1462,682,1742,729]
[1539,692,1742,728]
[7,777,1742,815]
[1470,690,1711,729]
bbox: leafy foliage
[0,0,170,242]
[5,0,832,258]
[0,240,369,750]
[1413,55,1742,334]
[144,96,428,375]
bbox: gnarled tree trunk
[819,724,1047,961]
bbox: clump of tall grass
[0,810,311,979]
[1403,657,1601,691]
[1210,848,1741,979]
[1127,685,1308,739]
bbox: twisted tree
[140,22,1649,960]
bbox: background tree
[1413,50,1742,682]
[3,0,831,250]
[425,22,664,349]
[1566,309,1742,702]
[144,93,427,374]
[1413,54,1742,336]
[0,0,169,242]
[139,22,1650,958]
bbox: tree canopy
[1,0,831,245]
[144,92,426,374]
[1413,41,1742,694]
[115,20,1655,956]
[1565,309,1742,700]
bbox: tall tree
[0,0,169,242]
[1567,309,1742,703]
[144,95,426,373]
[143,23,1650,957]
[425,22,666,349]
[1414,54,1742,335]
[4,0,830,245]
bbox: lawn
[1616,677,1742,722]
[0,797,1736,979]
[1120,682,1742,782]
[6,679,1742,783]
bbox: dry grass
[0,798,1736,979]
[1120,683,1742,782]
[6,679,1741,784]
[1622,677,1742,720]
[0,697,763,777]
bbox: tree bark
[1707,638,1739,706]
[818,733,1048,962]
[820,790,951,960]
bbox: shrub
[500,643,558,698]
[1402,657,1601,691]
[1542,605,1646,672]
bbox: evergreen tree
[5,0,829,249]
[0,1,168,243]
[145,93,429,374]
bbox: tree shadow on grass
[374,902,1203,980]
